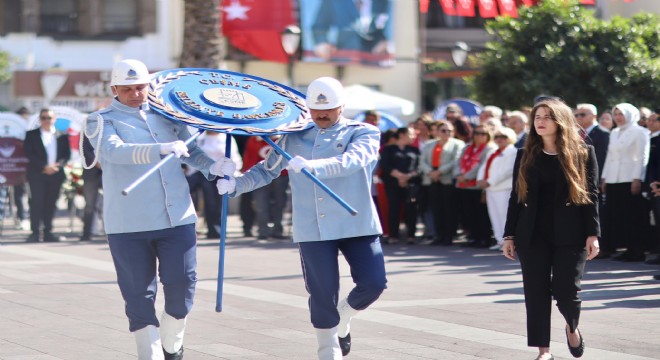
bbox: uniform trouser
[298,235,387,329]
[27,173,64,235]
[517,244,587,347]
[485,190,510,244]
[81,177,102,237]
[108,224,197,332]
[252,176,288,237]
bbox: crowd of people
[3,57,658,359]
[369,101,659,263]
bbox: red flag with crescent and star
[221,0,295,63]
[456,0,476,17]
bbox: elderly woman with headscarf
[477,127,518,251]
[600,103,651,262]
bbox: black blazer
[24,128,71,180]
[645,135,660,186]
[503,146,600,247]
[585,126,609,179]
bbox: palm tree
[179,0,223,68]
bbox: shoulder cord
[263,135,286,172]
[79,113,104,170]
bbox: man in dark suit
[643,112,660,270]
[23,108,71,242]
[576,103,611,258]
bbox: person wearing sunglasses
[574,104,610,258]
[419,121,465,245]
[23,108,71,243]
[455,125,496,248]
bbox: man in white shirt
[23,108,71,242]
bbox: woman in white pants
[477,127,518,250]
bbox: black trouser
[239,192,255,235]
[13,184,27,220]
[517,244,587,347]
[604,183,651,255]
[27,173,64,235]
[82,176,102,238]
[429,182,457,242]
[456,188,492,243]
[384,182,417,239]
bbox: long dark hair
[516,100,591,204]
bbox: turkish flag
[497,0,519,17]
[579,0,595,4]
[478,0,499,18]
[421,0,430,13]
[440,0,457,16]
[455,0,476,17]
[222,0,295,63]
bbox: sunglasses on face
[40,116,53,120]
[494,135,507,139]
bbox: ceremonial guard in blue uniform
[83,59,234,360]
[217,77,387,359]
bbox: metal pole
[261,136,357,216]
[215,133,231,312]
[121,129,204,196]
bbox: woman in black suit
[502,99,600,360]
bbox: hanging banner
[498,0,519,17]
[301,0,395,67]
[420,0,431,13]
[440,0,457,15]
[455,0,476,17]
[478,0,499,17]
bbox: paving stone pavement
[0,211,658,359]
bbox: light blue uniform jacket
[86,99,215,234]
[233,117,382,243]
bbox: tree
[0,50,10,83]
[468,0,659,110]
[179,0,224,68]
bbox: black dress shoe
[338,333,351,356]
[645,256,660,265]
[79,235,91,241]
[566,328,584,358]
[163,346,184,360]
[26,233,39,243]
[43,234,60,242]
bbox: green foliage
[0,50,10,83]
[468,0,660,111]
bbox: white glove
[216,177,236,195]
[210,157,236,177]
[287,156,312,173]
[160,141,190,158]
